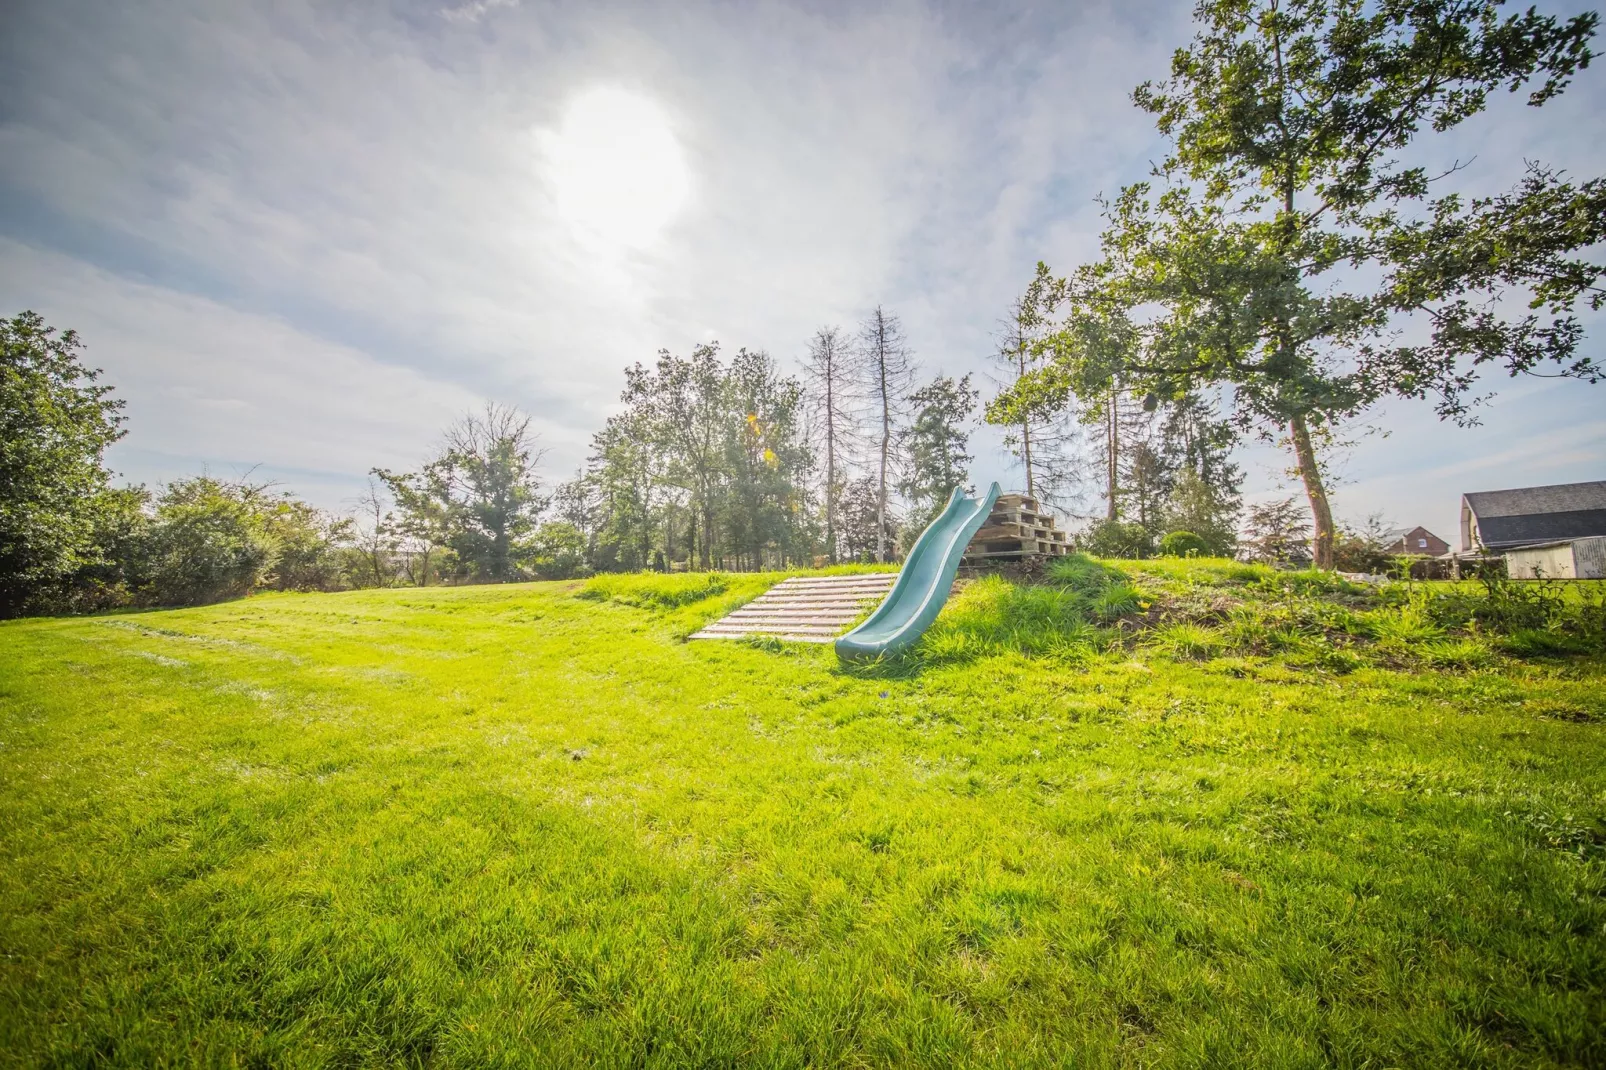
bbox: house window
[1418,538,1427,548]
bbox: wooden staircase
[688,573,897,643]
[961,493,1070,564]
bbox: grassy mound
[909,554,1606,676]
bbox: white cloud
[0,0,1600,522]
[0,239,490,507]
[441,0,518,25]
[1236,379,1606,546]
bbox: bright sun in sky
[544,87,691,248]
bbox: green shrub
[529,521,590,580]
[1470,574,1582,634]
[1158,531,1208,558]
[1332,532,1393,574]
[261,497,349,592]
[138,478,280,606]
[1077,520,1155,560]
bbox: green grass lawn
[2,562,1603,1067]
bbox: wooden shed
[1504,537,1606,580]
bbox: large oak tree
[999,0,1602,567]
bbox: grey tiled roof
[1381,525,1444,545]
[1464,481,1606,518]
[1463,480,1606,549]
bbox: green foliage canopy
[0,311,126,616]
[997,0,1603,567]
[898,374,978,535]
[585,344,816,572]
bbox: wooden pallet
[961,493,1071,563]
[688,573,897,643]
[972,524,1068,544]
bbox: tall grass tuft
[1149,622,1223,661]
[921,576,1107,661]
[1366,596,1445,646]
[578,572,729,609]
[1045,553,1127,593]
[1422,637,1494,669]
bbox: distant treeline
[11,0,1603,614]
[3,304,1256,616]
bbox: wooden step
[720,612,865,624]
[690,630,838,644]
[690,572,898,642]
[691,624,848,640]
[974,523,1066,542]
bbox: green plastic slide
[835,481,1001,661]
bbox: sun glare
[544,87,690,248]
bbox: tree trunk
[1289,412,1335,569]
[1016,346,1033,498]
[825,368,837,565]
[1105,388,1119,521]
[701,506,714,571]
[665,505,675,570]
[877,356,890,564]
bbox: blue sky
[1,0,1601,548]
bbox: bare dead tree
[799,325,859,564]
[856,306,917,563]
[350,477,395,588]
[992,297,1036,498]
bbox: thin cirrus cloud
[0,0,1600,528]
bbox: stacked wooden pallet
[688,573,897,644]
[962,493,1071,563]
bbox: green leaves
[1142,0,1597,213]
[589,344,815,572]
[376,405,547,584]
[1369,163,1606,418]
[898,374,978,534]
[0,311,126,615]
[1013,0,1602,565]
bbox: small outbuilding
[1505,536,1606,580]
[1460,480,1606,551]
